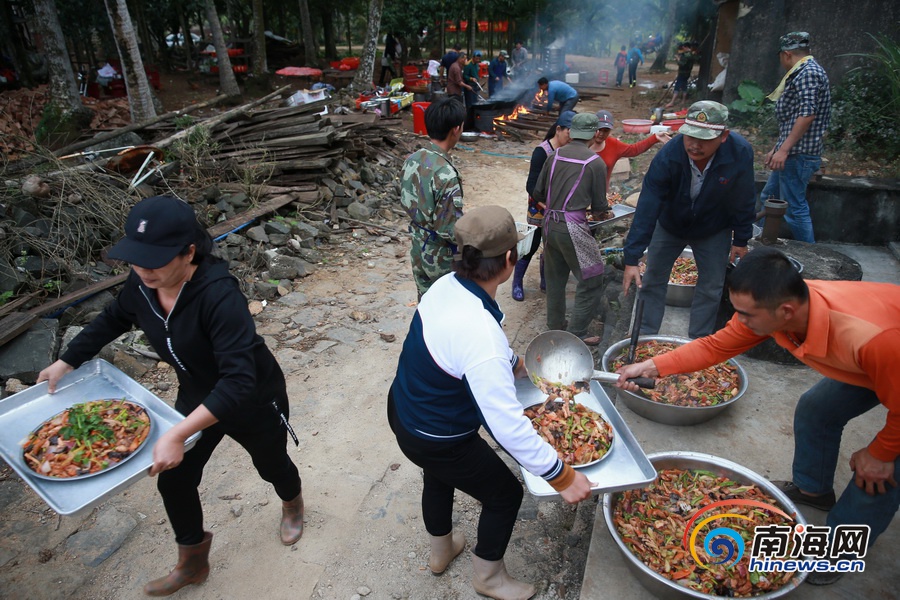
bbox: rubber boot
[143,532,213,596]
[280,492,304,545]
[471,554,535,600]
[428,530,466,574]
[511,259,530,302]
[539,254,546,292]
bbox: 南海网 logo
[683,499,793,568]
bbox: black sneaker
[772,480,836,511]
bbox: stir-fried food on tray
[22,399,151,479]
[524,400,614,466]
[613,468,797,597]
[639,256,699,285]
[611,341,740,407]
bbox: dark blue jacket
[623,132,756,266]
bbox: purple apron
[542,152,605,279]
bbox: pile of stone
[0,90,419,370]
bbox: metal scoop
[524,331,655,390]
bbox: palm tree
[103,0,157,121]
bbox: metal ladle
[524,331,655,391]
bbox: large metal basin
[641,248,696,307]
[602,451,808,599]
[600,335,747,426]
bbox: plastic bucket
[413,101,431,135]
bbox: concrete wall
[716,0,900,103]
[755,175,900,244]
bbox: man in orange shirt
[616,247,900,586]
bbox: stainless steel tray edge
[515,378,655,499]
[0,359,200,517]
[589,204,636,229]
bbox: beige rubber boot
[280,492,304,545]
[471,554,535,600]
[143,532,213,596]
[428,531,466,574]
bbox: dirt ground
[0,54,876,600]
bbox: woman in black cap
[37,195,304,596]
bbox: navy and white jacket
[390,273,565,484]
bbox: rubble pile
[0,90,420,357]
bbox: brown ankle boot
[428,530,466,574]
[143,532,212,597]
[471,554,535,600]
[280,492,304,545]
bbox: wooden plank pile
[191,98,418,185]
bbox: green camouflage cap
[779,32,810,52]
[679,101,728,140]
[570,112,600,140]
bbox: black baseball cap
[108,196,200,269]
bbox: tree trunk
[298,0,316,65]
[129,0,156,67]
[104,0,157,121]
[351,0,383,90]
[321,7,337,60]
[650,0,679,72]
[251,0,269,74]
[31,0,91,127]
[177,0,195,68]
[205,0,241,98]
[345,6,352,56]
[467,1,475,55]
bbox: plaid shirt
[775,58,831,156]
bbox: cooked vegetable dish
[524,400,614,466]
[530,373,588,402]
[22,399,151,479]
[639,256,699,285]
[612,468,797,597]
[610,341,740,407]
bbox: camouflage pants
[410,235,454,298]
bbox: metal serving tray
[0,359,200,516]
[516,378,655,499]
[589,204,636,229]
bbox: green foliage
[830,69,900,161]
[174,115,195,129]
[728,81,776,135]
[0,291,13,306]
[730,81,766,115]
[842,33,900,114]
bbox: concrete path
[580,243,900,600]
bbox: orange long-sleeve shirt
[653,280,900,461]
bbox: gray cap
[595,110,614,129]
[779,32,810,52]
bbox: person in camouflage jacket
[400,97,467,298]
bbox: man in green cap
[760,31,831,244]
[532,112,609,345]
[622,100,756,339]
